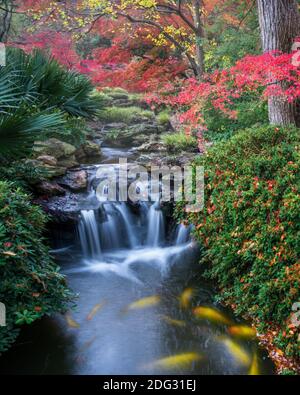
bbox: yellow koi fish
[228,325,256,339]
[146,352,202,371]
[179,288,194,309]
[65,313,80,329]
[87,301,106,321]
[127,295,160,310]
[248,353,260,375]
[160,315,186,327]
[219,337,251,366]
[193,306,232,326]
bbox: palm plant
[0,47,100,160]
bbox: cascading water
[79,200,166,254]
[146,201,165,247]
[175,223,192,245]
[78,210,101,258]
[114,202,139,248]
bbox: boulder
[82,140,102,158]
[134,141,167,153]
[75,141,101,163]
[57,170,88,192]
[33,138,76,159]
[101,123,160,147]
[57,155,79,168]
[102,123,127,131]
[36,181,66,197]
[24,159,67,178]
[42,165,67,177]
[37,155,58,166]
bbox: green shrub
[90,89,113,107]
[43,118,88,148]
[162,132,197,152]
[203,95,268,142]
[157,110,171,126]
[0,181,73,353]
[175,125,300,360]
[0,162,48,190]
[102,87,128,95]
[97,106,153,124]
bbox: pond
[0,192,275,375]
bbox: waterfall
[79,201,167,255]
[146,202,165,247]
[79,210,101,258]
[115,203,139,248]
[175,224,191,245]
[100,206,121,250]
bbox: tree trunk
[257,0,300,126]
[0,1,13,43]
[193,0,205,78]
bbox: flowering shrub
[175,125,300,360]
[0,182,73,353]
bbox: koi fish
[127,295,160,310]
[179,288,194,309]
[160,315,186,327]
[193,306,232,326]
[145,352,202,371]
[87,301,106,321]
[248,353,260,375]
[219,337,251,366]
[228,325,256,339]
[65,313,80,329]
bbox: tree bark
[0,1,13,43]
[192,0,205,77]
[257,0,300,126]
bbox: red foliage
[16,31,80,68]
[148,51,300,135]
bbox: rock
[109,93,129,100]
[42,165,67,177]
[37,155,58,166]
[33,138,76,159]
[100,123,160,147]
[134,141,167,153]
[74,146,86,162]
[57,155,79,168]
[102,123,127,131]
[57,170,88,192]
[36,181,66,197]
[75,141,101,163]
[24,159,67,178]
[82,140,102,158]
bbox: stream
[0,141,275,376]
